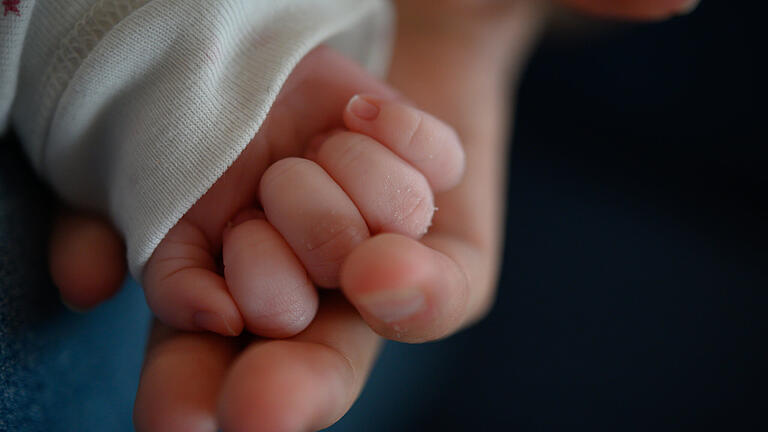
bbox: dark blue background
[333,2,765,431]
[1,1,763,430]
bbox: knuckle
[383,175,434,237]
[305,216,366,255]
[302,215,368,285]
[260,157,311,192]
[401,111,465,188]
[322,132,369,171]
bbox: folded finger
[309,131,435,238]
[222,209,318,338]
[143,218,244,336]
[218,292,380,432]
[259,157,369,288]
[343,95,465,192]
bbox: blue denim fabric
[0,138,150,432]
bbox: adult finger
[340,14,516,342]
[559,0,700,20]
[135,294,381,432]
[133,322,239,432]
[340,123,503,341]
[49,209,126,310]
[217,292,380,432]
[339,149,501,343]
[342,233,481,342]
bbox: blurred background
[1,1,763,431]
[332,1,764,431]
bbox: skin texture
[47,0,700,430]
[141,50,466,338]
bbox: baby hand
[141,47,465,338]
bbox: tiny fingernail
[347,95,380,121]
[358,288,425,323]
[193,311,237,336]
[677,0,700,15]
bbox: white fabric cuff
[9,0,392,278]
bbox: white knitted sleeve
[1,0,393,278]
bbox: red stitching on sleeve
[3,0,21,17]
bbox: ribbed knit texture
[1,0,392,278]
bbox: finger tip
[341,235,430,333]
[60,298,91,314]
[134,409,217,432]
[134,332,232,432]
[342,234,470,342]
[245,301,318,339]
[676,0,699,15]
[222,217,319,338]
[144,263,244,336]
[51,256,125,310]
[341,234,415,292]
[50,214,126,309]
[193,311,243,336]
[219,342,347,432]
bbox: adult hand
[48,0,700,430]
